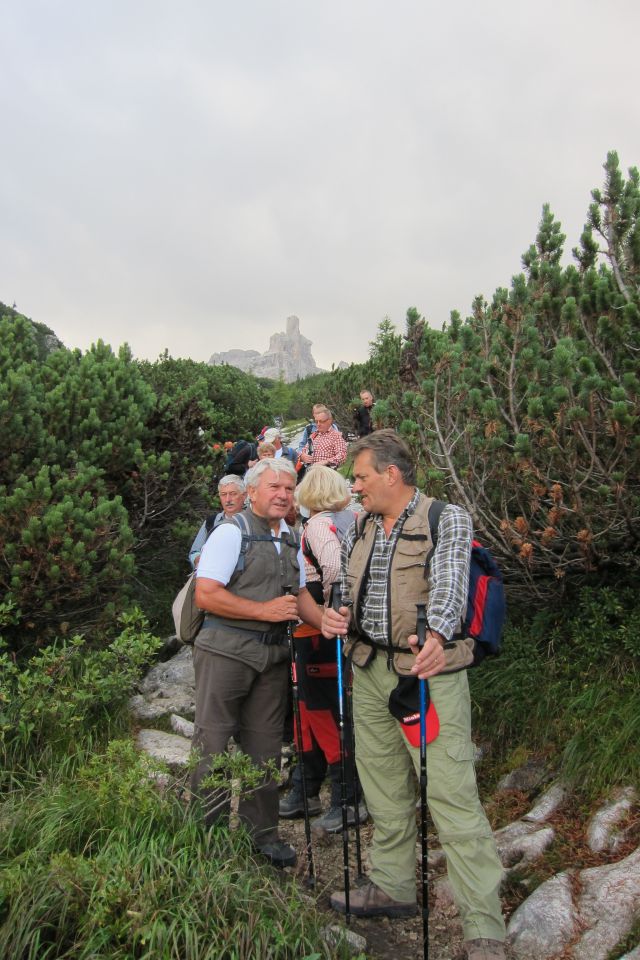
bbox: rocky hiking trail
[132,645,640,960]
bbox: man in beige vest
[321,430,505,960]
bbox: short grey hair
[350,429,416,485]
[245,457,296,489]
[218,474,246,492]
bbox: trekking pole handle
[416,602,428,651]
[332,583,343,615]
[283,583,297,631]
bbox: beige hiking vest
[344,494,474,676]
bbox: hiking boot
[254,838,297,869]
[312,801,368,833]
[278,788,322,819]
[463,939,506,960]
[330,879,417,918]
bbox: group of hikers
[185,390,506,960]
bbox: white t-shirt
[197,516,306,588]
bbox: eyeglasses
[315,417,330,424]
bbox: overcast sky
[1,1,639,371]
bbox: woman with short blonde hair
[295,464,351,515]
[280,466,367,833]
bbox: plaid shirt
[339,489,472,643]
[303,429,348,468]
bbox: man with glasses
[298,405,348,470]
[297,403,341,453]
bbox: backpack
[427,500,505,665]
[225,440,255,477]
[172,512,299,645]
[174,512,224,645]
[172,571,204,646]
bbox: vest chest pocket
[394,538,428,579]
[393,537,429,613]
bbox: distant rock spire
[208,315,324,382]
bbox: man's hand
[300,450,313,464]
[321,604,351,639]
[196,578,299,623]
[408,630,446,680]
[262,594,299,623]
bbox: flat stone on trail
[130,647,195,721]
[522,781,567,822]
[508,846,640,959]
[508,872,576,958]
[572,846,640,960]
[170,713,195,739]
[137,728,192,769]
[140,645,195,693]
[322,924,367,955]
[497,757,550,794]
[493,819,555,867]
[586,786,637,853]
[129,690,196,722]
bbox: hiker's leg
[417,671,505,943]
[352,654,417,903]
[191,646,250,827]
[237,658,289,844]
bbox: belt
[202,615,288,646]
[357,632,411,654]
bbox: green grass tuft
[0,742,345,959]
[470,585,640,799]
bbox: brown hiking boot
[463,939,506,960]
[330,880,417,918]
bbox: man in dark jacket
[354,389,375,437]
[224,439,256,477]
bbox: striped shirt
[339,489,472,643]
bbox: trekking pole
[331,584,351,922]
[333,583,364,880]
[345,671,364,878]
[416,603,429,960]
[284,584,315,887]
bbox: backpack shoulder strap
[301,527,323,581]
[231,513,253,573]
[427,499,446,545]
[232,513,299,574]
[425,498,447,568]
[348,511,370,556]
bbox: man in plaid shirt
[321,430,505,960]
[297,405,347,469]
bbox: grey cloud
[1,1,639,370]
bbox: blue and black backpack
[428,499,506,666]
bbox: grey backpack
[172,571,203,645]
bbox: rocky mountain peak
[208,315,323,382]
